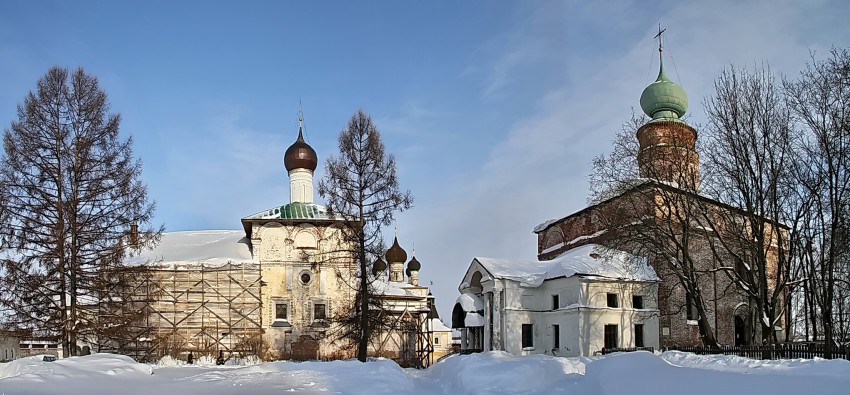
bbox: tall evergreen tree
[0,66,161,356]
[318,110,412,362]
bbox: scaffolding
[101,262,263,361]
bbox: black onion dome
[406,256,421,276]
[385,236,407,263]
[284,128,318,172]
[372,257,387,275]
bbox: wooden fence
[667,344,850,360]
[601,344,850,360]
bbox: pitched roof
[124,230,254,267]
[472,244,658,287]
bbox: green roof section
[639,60,688,122]
[243,202,334,221]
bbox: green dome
[640,63,688,120]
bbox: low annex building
[114,114,448,366]
[453,244,659,356]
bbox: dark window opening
[633,295,644,309]
[553,324,560,349]
[552,294,560,310]
[685,292,695,320]
[314,303,326,320]
[275,303,288,320]
[635,324,644,347]
[522,324,534,348]
[604,324,618,349]
[301,272,312,284]
[607,293,618,308]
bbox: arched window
[294,231,317,249]
[543,227,565,250]
[470,271,483,291]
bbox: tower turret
[385,233,407,283]
[406,254,421,286]
[636,26,700,191]
[283,111,318,203]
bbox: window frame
[632,295,644,309]
[552,324,560,349]
[606,293,619,308]
[635,324,644,348]
[521,323,534,349]
[313,302,327,321]
[604,324,618,349]
[551,294,560,310]
[274,301,289,321]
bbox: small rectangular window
[314,303,327,320]
[434,336,440,345]
[635,324,644,347]
[686,293,695,320]
[604,324,618,349]
[522,324,534,348]
[551,294,560,310]
[607,293,618,308]
[633,295,644,309]
[553,324,560,349]
[275,303,288,320]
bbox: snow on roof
[429,318,452,333]
[124,230,254,267]
[455,293,484,312]
[453,293,486,328]
[371,278,423,298]
[474,244,658,287]
[532,217,562,233]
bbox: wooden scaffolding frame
[101,262,264,361]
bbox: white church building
[112,114,450,366]
[452,244,660,357]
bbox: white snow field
[1,351,849,395]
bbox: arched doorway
[734,316,747,346]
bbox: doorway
[734,315,747,346]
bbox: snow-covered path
[1,351,848,395]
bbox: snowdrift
[1,350,849,395]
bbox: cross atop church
[654,23,667,61]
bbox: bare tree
[700,65,804,345]
[318,110,412,362]
[0,66,161,356]
[589,114,722,348]
[785,48,850,356]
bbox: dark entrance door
[604,324,618,349]
[734,316,747,346]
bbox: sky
[1,0,849,318]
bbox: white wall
[458,267,659,357]
[0,335,20,361]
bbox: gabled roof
[533,178,790,235]
[467,244,658,288]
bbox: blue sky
[1,0,849,317]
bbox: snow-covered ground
[1,351,848,395]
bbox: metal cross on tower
[654,23,667,62]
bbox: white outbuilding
[452,244,660,357]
